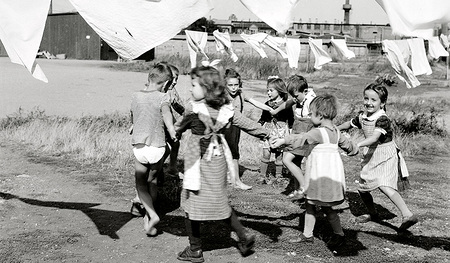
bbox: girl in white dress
[271,94,358,248]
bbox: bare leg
[303,202,316,238]
[260,148,271,180]
[231,159,252,190]
[379,186,413,218]
[283,152,305,188]
[322,207,344,236]
[168,140,180,174]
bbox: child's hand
[269,109,277,116]
[168,128,177,142]
[270,137,285,148]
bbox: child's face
[267,86,280,101]
[309,109,322,127]
[363,89,384,116]
[190,77,205,101]
[292,90,307,102]
[226,78,240,96]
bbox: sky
[52,0,389,25]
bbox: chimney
[343,0,351,24]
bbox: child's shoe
[287,188,305,200]
[130,202,145,217]
[399,214,419,231]
[326,234,345,248]
[237,233,256,256]
[265,173,276,185]
[177,246,204,263]
[289,233,314,243]
[356,213,380,223]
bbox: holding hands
[269,137,286,149]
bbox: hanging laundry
[428,36,449,59]
[376,0,450,39]
[330,38,355,59]
[185,30,209,68]
[69,0,212,60]
[440,34,450,49]
[407,38,432,76]
[308,38,332,70]
[0,0,50,82]
[240,33,269,58]
[393,39,411,64]
[263,36,288,59]
[239,0,301,34]
[382,40,420,89]
[285,38,301,69]
[213,30,238,62]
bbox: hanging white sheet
[185,30,209,68]
[428,36,449,59]
[330,39,355,59]
[213,30,238,62]
[240,33,269,58]
[382,40,420,88]
[376,0,450,39]
[285,38,301,69]
[407,38,432,76]
[239,0,300,34]
[393,40,411,64]
[264,36,288,59]
[69,0,212,60]
[0,0,50,82]
[308,38,332,70]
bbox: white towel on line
[0,0,50,83]
[185,30,209,68]
[376,0,450,39]
[382,40,420,89]
[213,30,238,62]
[428,36,449,59]
[308,38,332,70]
[69,0,212,60]
[264,35,288,59]
[393,40,411,64]
[330,38,355,59]
[440,34,450,49]
[240,33,268,58]
[285,38,301,69]
[239,0,301,34]
[407,38,432,76]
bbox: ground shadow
[0,192,132,239]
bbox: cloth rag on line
[382,40,420,89]
[428,36,449,59]
[440,34,450,49]
[185,30,209,68]
[264,35,288,59]
[308,38,332,69]
[393,39,411,64]
[240,33,269,58]
[407,38,432,76]
[285,38,301,68]
[330,38,355,59]
[213,30,238,62]
[0,0,50,82]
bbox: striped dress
[351,110,409,191]
[175,101,268,221]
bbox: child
[223,68,252,190]
[271,75,315,199]
[337,81,418,232]
[130,62,176,236]
[175,65,270,262]
[258,76,294,184]
[270,94,358,247]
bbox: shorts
[132,144,166,164]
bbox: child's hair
[286,75,308,97]
[309,94,338,120]
[148,62,173,86]
[224,68,242,89]
[364,81,388,111]
[190,66,230,109]
[267,77,288,101]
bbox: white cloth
[0,0,50,83]
[308,38,332,69]
[376,0,450,39]
[185,30,209,68]
[213,30,238,62]
[440,34,450,49]
[285,38,301,68]
[393,39,411,64]
[407,38,432,76]
[239,0,301,34]
[240,33,268,58]
[263,36,288,59]
[69,0,212,60]
[330,38,355,59]
[382,40,420,89]
[428,36,449,59]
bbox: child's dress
[284,126,357,206]
[350,110,409,191]
[175,101,268,221]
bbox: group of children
[129,61,418,262]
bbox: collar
[362,109,386,121]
